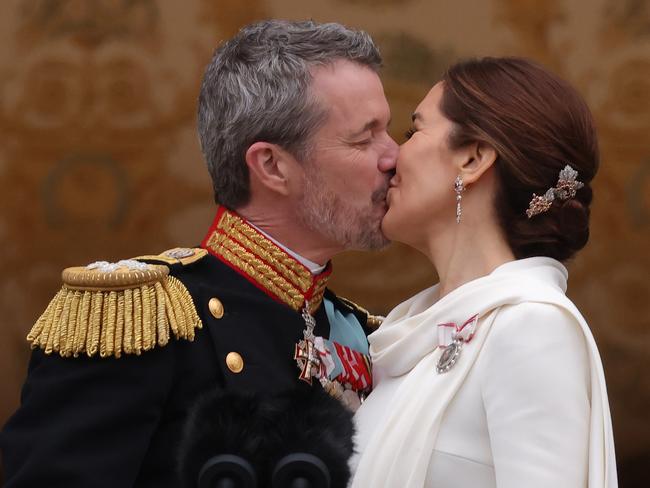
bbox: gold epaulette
[27,250,205,359]
[337,296,384,329]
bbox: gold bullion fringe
[27,276,203,358]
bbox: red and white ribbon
[437,314,479,348]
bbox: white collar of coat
[368,257,569,378]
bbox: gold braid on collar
[201,206,331,314]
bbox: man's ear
[245,142,293,196]
[456,141,497,185]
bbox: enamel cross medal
[294,300,322,384]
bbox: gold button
[225,352,244,373]
[208,297,224,319]
[367,315,384,328]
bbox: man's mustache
[371,178,391,205]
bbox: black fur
[178,386,355,488]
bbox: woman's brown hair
[441,57,598,261]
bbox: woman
[351,57,617,488]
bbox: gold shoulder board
[133,247,208,266]
[337,296,384,329]
[27,257,203,359]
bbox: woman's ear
[245,142,293,196]
[456,141,497,185]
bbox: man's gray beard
[296,168,390,251]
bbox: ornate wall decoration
[335,0,410,5]
[627,159,650,227]
[495,0,565,70]
[17,0,161,49]
[199,0,269,37]
[602,0,650,45]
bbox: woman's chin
[381,207,402,242]
[382,205,424,246]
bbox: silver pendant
[436,339,463,374]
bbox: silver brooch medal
[436,314,479,374]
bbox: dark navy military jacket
[1,250,373,488]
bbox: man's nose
[378,134,399,173]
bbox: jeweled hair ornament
[526,165,584,219]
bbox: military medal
[436,339,463,373]
[294,301,322,384]
[293,300,372,411]
[436,314,479,374]
[200,207,372,410]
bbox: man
[1,20,397,487]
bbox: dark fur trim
[178,386,354,488]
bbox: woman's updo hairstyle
[440,57,598,262]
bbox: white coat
[351,258,617,488]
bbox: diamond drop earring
[454,175,465,224]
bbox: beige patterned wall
[0,0,648,484]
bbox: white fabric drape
[350,257,616,488]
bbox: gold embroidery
[230,226,312,292]
[203,208,331,313]
[219,237,304,307]
[309,276,330,314]
[226,213,305,279]
[221,237,304,310]
[228,217,312,291]
[217,212,313,289]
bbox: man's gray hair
[197,19,382,209]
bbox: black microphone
[178,386,355,488]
